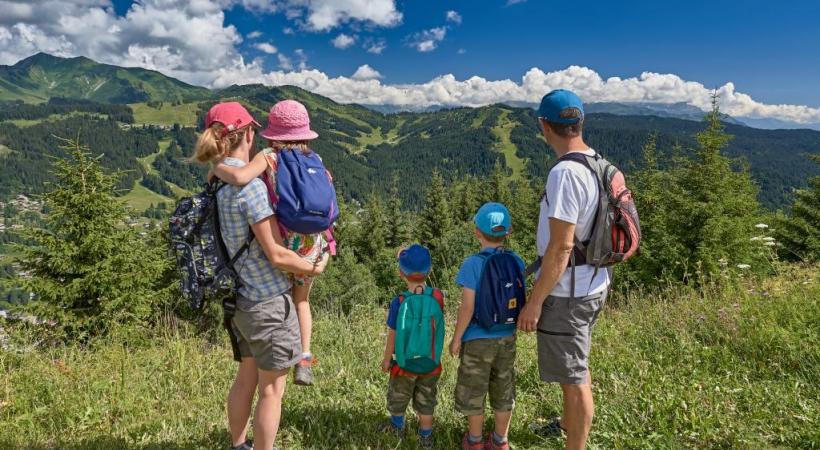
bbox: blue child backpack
[474,249,526,330]
[275,149,340,234]
[394,287,445,375]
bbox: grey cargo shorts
[536,290,607,385]
[232,292,302,371]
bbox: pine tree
[357,193,389,257]
[776,154,820,262]
[385,176,411,248]
[487,160,513,206]
[418,170,452,251]
[666,96,764,281]
[452,175,482,223]
[15,138,174,340]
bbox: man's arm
[251,216,326,276]
[518,217,575,332]
[449,288,475,356]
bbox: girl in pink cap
[212,99,333,386]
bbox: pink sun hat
[259,99,319,141]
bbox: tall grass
[1,265,817,449]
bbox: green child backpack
[394,287,445,375]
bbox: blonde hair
[267,140,311,154]
[192,123,249,164]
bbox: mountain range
[0,53,818,210]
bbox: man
[517,90,610,450]
[197,102,329,450]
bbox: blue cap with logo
[474,202,512,237]
[398,243,432,278]
[538,89,585,124]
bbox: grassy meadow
[1,265,817,449]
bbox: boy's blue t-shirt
[386,295,401,330]
[456,247,525,342]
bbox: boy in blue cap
[450,203,526,450]
[380,244,444,449]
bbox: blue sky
[166,0,820,107]
[2,0,820,123]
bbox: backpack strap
[429,287,445,310]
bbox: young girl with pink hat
[212,99,334,386]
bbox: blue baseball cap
[538,89,585,124]
[474,202,512,237]
[398,244,432,278]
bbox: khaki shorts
[232,293,302,371]
[536,291,607,385]
[454,335,516,416]
[386,374,439,416]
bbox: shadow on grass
[0,426,227,450]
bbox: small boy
[380,244,444,449]
[450,203,525,450]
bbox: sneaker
[530,417,565,438]
[294,355,316,386]
[484,434,509,450]
[377,420,406,438]
[230,440,253,450]
[418,431,434,449]
[461,432,485,450]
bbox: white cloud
[232,0,402,31]
[446,10,462,25]
[246,30,263,39]
[331,33,356,49]
[457,48,466,54]
[3,0,820,124]
[407,27,447,52]
[253,42,278,54]
[364,38,386,54]
[506,0,527,5]
[283,27,294,35]
[351,64,382,81]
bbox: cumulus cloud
[364,37,387,54]
[446,10,462,25]
[331,33,356,49]
[253,42,278,54]
[2,0,820,124]
[351,64,382,81]
[407,27,447,52]
[246,30,263,39]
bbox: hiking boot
[229,440,253,450]
[418,431,434,448]
[461,432,485,450]
[484,434,509,450]
[530,417,565,438]
[293,355,316,386]
[377,420,406,438]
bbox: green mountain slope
[0,53,211,104]
[0,54,818,209]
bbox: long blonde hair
[192,123,249,164]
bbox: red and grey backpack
[535,151,642,296]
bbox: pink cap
[204,102,260,135]
[259,100,319,141]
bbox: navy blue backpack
[275,149,339,234]
[474,249,527,330]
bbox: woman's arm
[251,216,328,275]
[213,151,269,186]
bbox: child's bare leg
[293,279,313,355]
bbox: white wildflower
[736,264,751,269]
[764,242,776,246]
[750,236,762,241]
[762,237,775,242]
[755,223,769,229]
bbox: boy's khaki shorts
[386,374,439,416]
[455,335,516,416]
[232,293,302,371]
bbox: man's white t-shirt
[536,148,610,297]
